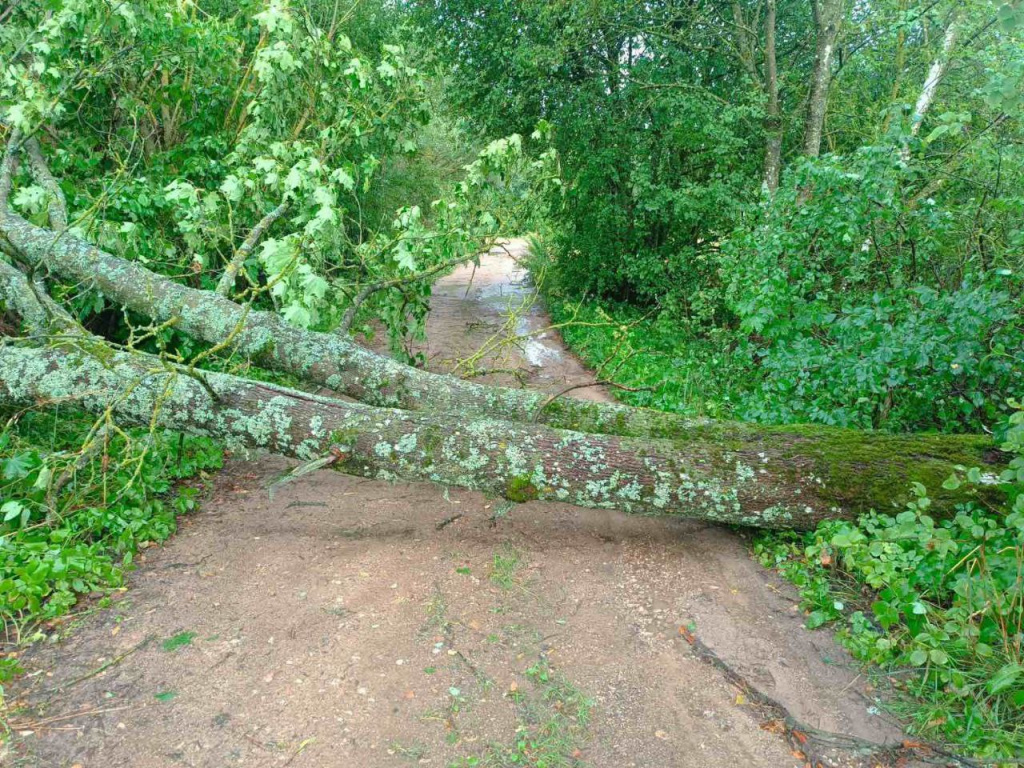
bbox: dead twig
[43,636,151,695]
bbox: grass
[161,631,197,652]
[390,741,429,762]
[451,659,592,768]
[489,545,523,591]
[539,286,751,421]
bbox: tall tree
[802,0,846,156]
[762,0,783,190]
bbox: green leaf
[162,631,197,652]
[987,663,1023,695]
[2,501,24,523]
[805,610,829,629]
[3,453,34,480]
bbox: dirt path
[7,241,907,768]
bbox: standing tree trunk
[763,0,783,192]
[802,0,846,157]
[901,14,959,162]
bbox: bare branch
[337,247,489,335]
[901,14,959,163]
[215,201,289,297]
[24,136,68,231]
[0,126,22,210]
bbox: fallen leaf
[654,730,669,740]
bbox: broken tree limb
[0,209,746,439]
[24,136,69,232]
[0,342,1005,528]
[215,201,289,297]
[0,211,1007,500]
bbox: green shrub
[755,402,1024,759]
[737,282,1024,432]
[0,410,223,656]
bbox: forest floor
[7,240,910,768]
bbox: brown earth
[5,240,908,768]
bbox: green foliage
[421,0,1024,434]
[412,0,763,315]
[720,146,1024,431]
[161,630,198,652]
[754,403,1024,759]
[452,659,591,768]
[1,0,552,360]
[0,410,222,649]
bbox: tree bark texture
[802,0,845,157]
[0,343,1004,529]
[762,0,783,192]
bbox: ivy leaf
[2,501,24,523]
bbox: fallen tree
[0,206,1008,527]
[2,209,689,439]
[0,343,1005,529]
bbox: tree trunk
[901,15,959,162]
[802,0,845,157]
[0,211,787,442]
[762,0,782,192]
[0,344,1004,530]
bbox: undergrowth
[543,299,750,421]
[0,408,223,703]
[536,249,1024,760]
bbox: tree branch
[337,248,487,334]
[0,126,22,210]
[215,201,288,297]
[24,136,68,232]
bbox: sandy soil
[5,240,908,768]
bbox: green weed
[161,631,197,652]
[756,406,1024,760]
[489,545,523,591]
[450,659,592,768]
[0,408,222,686]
